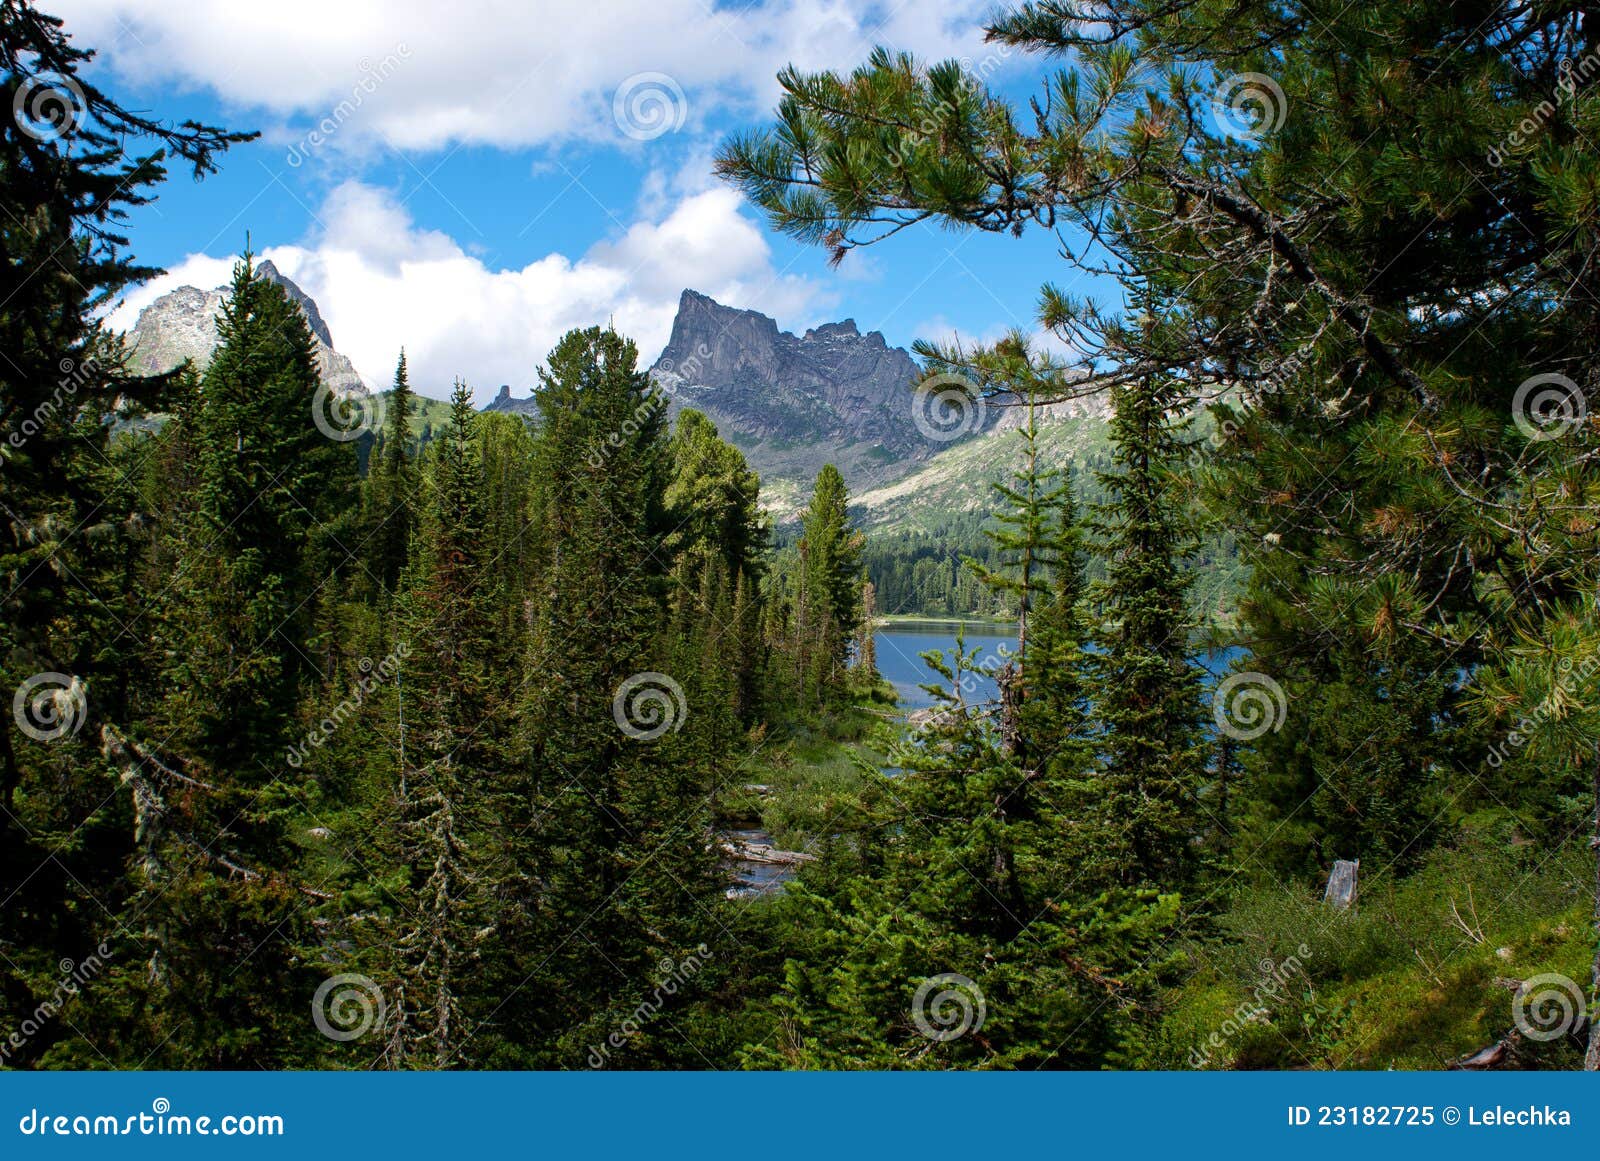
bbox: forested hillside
[1,0,1597,1074]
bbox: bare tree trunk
[997,661,1023,759]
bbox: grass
[717,681,900,851]
[1155,826,1592,1069]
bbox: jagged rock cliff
[124,260,366,395]
[649,289,947,487]
[647,289,1108,520]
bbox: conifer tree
[370,349,417,594]
[374,380,500,1069]
[854,579,878,678]
[160,253,356,771]
[795,464,864,702]
[108,255,354,1067]
[502,327,719,1065]
[1087,374,1206,892]
[966,396,1074,759]
[0,12,251,1056]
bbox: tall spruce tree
[160,253,356,771]
[795,463,864,702]
[103,254,356,1068]
[370,349,417,594]
[373,380,501,1069]
[1087,373,1206,892]
[498,327,720,1066]
[0,4,251,1067]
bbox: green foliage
[1083,375,1208,892]
[11,0,1600,1076]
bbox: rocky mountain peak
[804,319,866,343]
[123,263,366,396]
[255,259,335,350]
[650,289,940,490]
[483,383,537,416]
[648,288,1113,522]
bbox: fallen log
[719,838,816,866]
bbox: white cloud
[913,314,1088,366]
[108,181,832,402]
[51,0,1000,154]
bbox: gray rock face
[650,289,996,496]
[652,289,928,456]
[482,384,538,417]
[648,289,1115,523]
[124,263,367,396]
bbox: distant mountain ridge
[646,289,1111,524]
[124,260,367,395]
[124,270,1113,529]
[648,290,979,494]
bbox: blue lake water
[874,621,1244,711]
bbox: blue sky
[57,0,1100,402]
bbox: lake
[874,620,1244,711]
